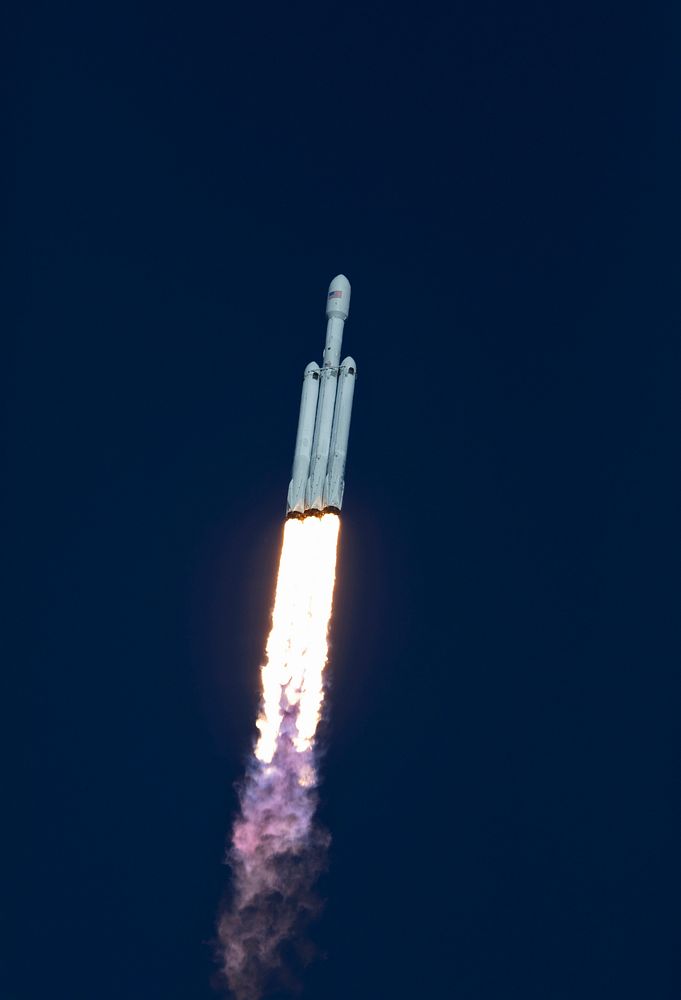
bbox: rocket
[286,275,357,518]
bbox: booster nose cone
[304,361,320,376]
[341,356,357,375]
[326,274,351,320]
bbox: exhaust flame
[217,513,340,999]
[256,513,340,763]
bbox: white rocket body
[286,275,357,517]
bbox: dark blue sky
[6,2,679,998]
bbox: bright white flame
[255,513,340,764]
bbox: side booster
[286,275,357,518]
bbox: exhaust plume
[217,513,340,998]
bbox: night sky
[6,2,680,998]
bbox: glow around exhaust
[255,512,340,764]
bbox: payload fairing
[286,275,356,518]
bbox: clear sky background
[6,2,680,998]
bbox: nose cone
[326,274,351,320]
[304,361,320,376]
[341,356,357,375]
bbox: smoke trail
[217,514,340,999]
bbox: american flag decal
[328,289,343,299]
